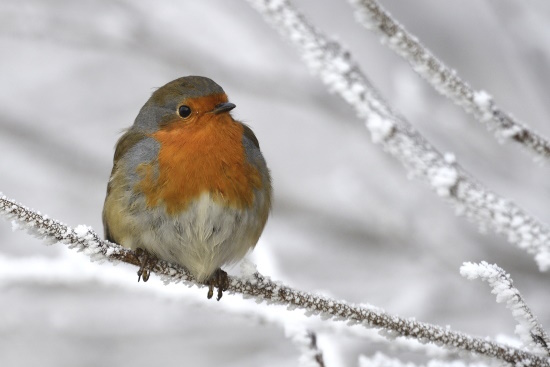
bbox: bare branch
[244,0,550,271]
[349,0,550,162]
[285,325,325,367]
[461,262,550,356]
[1,195,549,367]
[0,254,463,362]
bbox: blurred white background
[1,1,549,366]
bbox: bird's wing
[103,129,148,242]
[241,123,260,149]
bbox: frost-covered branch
[285,325,325,367]
[461,262,550,356]
[0,254,460,362]
[2,195,549,367]
[358,352,489,367]
[349,0,550,162]
[245,0,550,271]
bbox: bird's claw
[206,269,229,301]
[135,248,156,282]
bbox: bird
[102,76,272,300]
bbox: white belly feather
[119,192,263,281]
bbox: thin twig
[349,0,550,162]
[1,195,549,367]
[244,0,550,271]
[461,262,550,356]
[307,331,326,367]
[285,326,326,367]
[0,255,462,361]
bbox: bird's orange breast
[135,111,262,215]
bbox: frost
[350,0,550,163]
[534,250,550,272]
[332,54,352,73]
[285,324,311,346]
[5,195,541,365]
[11,220,20,232]
[285,324,324,367]
[429,166,458,197]
[495,334,522,349]
[459,262,485,280]
[359,302,386,314]
[443,152,456,164]
[251,0,550,272]
[74,224,91,237]
[460,261,550,354]
[239,258,258,281]
[366,113,394,143]
[500,125,523,139]
[104,247,116,257]
[473,90,492,110]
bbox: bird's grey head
[132,76,226,132]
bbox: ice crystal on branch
[349,0,550,161]
[366,113,395,143]
[285,325,325,367]
[461,262,550,356]
[0,194,196,285]
[429,166,458,197]
[245,0,550,271]
[1,194,549,366]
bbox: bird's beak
[211,102,236,114]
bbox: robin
[102,76,272,300]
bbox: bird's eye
[178,105,192,118]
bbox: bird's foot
[205,268,229,301]
[135,248,157,282]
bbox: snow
[351,0,550,163]
[366,113,395,143]
[534,251,550,272]
[11,220,20,232]
[74,224,91,237]
[429,166,458,197]
[500,125,524,139]
[1,0,550,366]
[253,0,550,271]
[460,262,550,355]
[443,152,456,164]
[473,90,493,110]
[239,258,259,281]
[284,324,323,367]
